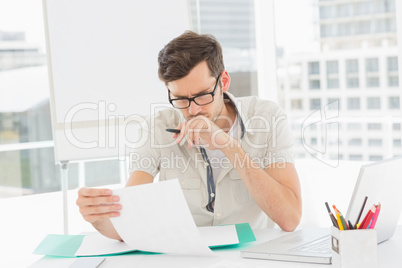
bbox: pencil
[370,203,381,229]
[333,205,347,230]
[333,206,344,230]
[339,213,349,230]
[325,202,339,228]
[354,196,368,228]
[166,128,180,133]
[359,204,376,229]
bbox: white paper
[198,225,239,247]
[110,179,214,256]
[75,232,134,256]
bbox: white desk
[1,160,401,267]
[30,226,402,268]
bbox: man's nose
[188,100,201,115]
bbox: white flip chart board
[43,0,191,163]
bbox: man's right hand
[76,187,122,223]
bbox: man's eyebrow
[171,88,211,98]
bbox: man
[76,31,302,241]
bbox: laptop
[241,156,402,264]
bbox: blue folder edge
[33,223,256,257]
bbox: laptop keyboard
[290,235,332,254]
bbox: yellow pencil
[335,212,344,230]
[333,205,344,230]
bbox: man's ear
[220,70,231,92]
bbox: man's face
[167,61,224,122]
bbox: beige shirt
[129,92,294,228]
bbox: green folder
[33,223,256,257]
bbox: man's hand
[173,115,233,150]
[76,187,121,223]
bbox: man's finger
[76,195,119,207]
[80,204,122,216]
[83,212,121,223]
[78,187,112,197]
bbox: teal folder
[33,223,256,257]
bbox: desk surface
[30,226,402,268]
[1,160,401,267]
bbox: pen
[166,128,180,134]
[325,202,339,228]
[354,196,368,229]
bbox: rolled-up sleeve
[262,105,294,167]
[128,119,161,178]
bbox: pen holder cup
[331,227,377,268]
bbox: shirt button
[210,193,215,198]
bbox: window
[310,124,318,130]
[327,60,338,74]
[388,96,400,109]
[358,20,371,35]
[309,80,321,90]
[387,57,399,87]
[327,78,339,89]
[349,138,362,146]
[367,77,380,87]
[387,57,398,71]
[311,137,317,145]
[394,139,401,147]
[367,97,381,109]
[369,155,383,161]
[326,60,339,89]
[393,123,401,131]
[346,59,359,73]
[367,123,382,130]
[347,98,360,110]
[320,24,333,37]
[349,154,363,161]
[310,99,321,110]
[347,123,361,130]
[308,61,320,75]
[347,77,359,88]
[327,98,340,110]
[368,139,382,147]
[365,58,379,72]
[388,76,399,87]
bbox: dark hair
[158,31,224,84]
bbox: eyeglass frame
[168,74,221,109]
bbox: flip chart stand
[60,161,69,234]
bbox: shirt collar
[223,92,246,140]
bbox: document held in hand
[109,179,215,256]
[33,179,256,257]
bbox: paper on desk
[110,179,214,256]
[198,225,238,247]
[75,225,238,257]
[75,232,134,256]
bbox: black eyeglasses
[168,74,221,109]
